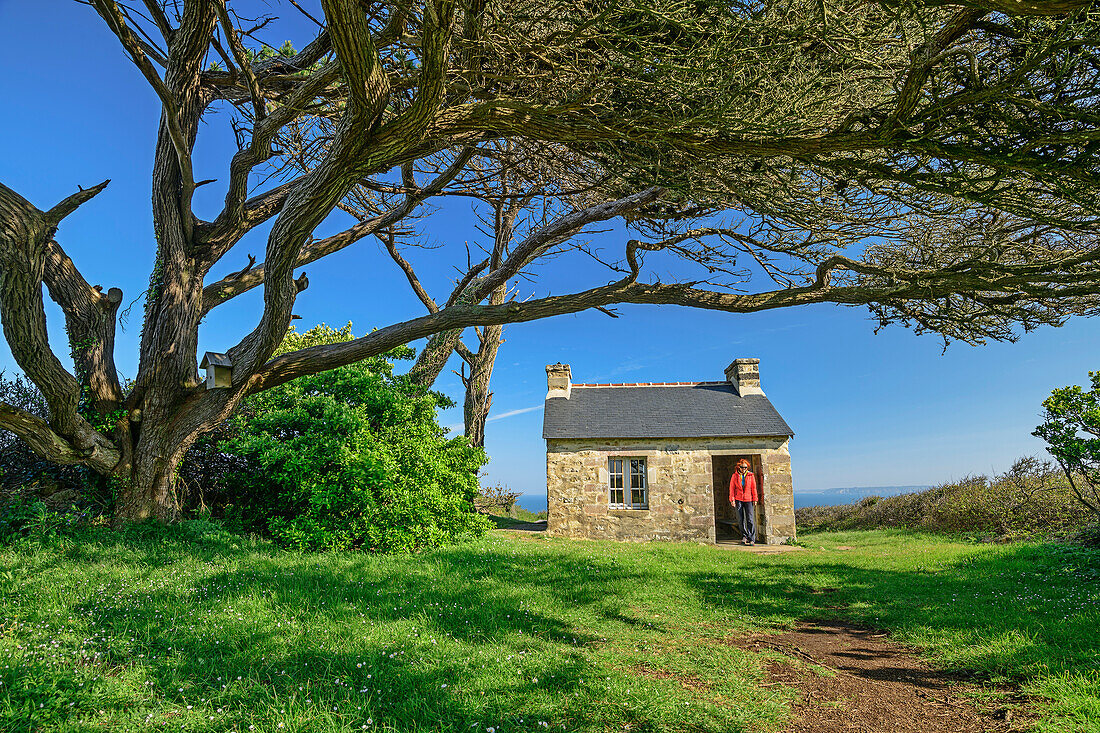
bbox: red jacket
[730,471,758,503]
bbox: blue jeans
[735,500,756,543]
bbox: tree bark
[44,239,124,415]
[114,436,188,523]
[0,182,120,472]
[408,330,464,387]
[463,320,503,448]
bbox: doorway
[711,454,765,542]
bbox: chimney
[725,358,764,396]
[546,363,572,399]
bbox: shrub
[215,324,491,552]
[0,372,106,523]
[1070,523,1100,547]
[0,497,93,542]
[796,457,1093,539]
[475,484,521,514]
[0,498,55,540]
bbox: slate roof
[543,382,794,439]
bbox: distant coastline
[794,485,931,509]
[517,485,932,513]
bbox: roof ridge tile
[572,381,728,388]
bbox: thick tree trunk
[111,3,216,524]
[114,457,180,523]
[111,419,201,523]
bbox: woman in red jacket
[730,458,758,545]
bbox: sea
[793,485,930,509]
[515,485,930,514]
[516,494,548,514]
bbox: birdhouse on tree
[200,352,233,389]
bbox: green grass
[481,511,547,530]
[509,507,548,523]
[1,526,1097,732]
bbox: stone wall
[546,437,795,544]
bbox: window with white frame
[608,457,648,509]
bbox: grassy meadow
[1,525,1097,733]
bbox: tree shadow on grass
[686,542,1100,684]
[4,534,774,733]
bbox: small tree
[1034,372,1100,522]
[220,324,490,552]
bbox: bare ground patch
[492,520,547,535]
[730,620,1033,733]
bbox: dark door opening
[711,454,764,542]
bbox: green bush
[0,497,92,542]
[797,457,1094,539]
[218,324,491,552]
[0,372,107,518]
[0,498,55,540]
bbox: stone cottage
[543,359,796,545]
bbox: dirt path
[493,520,547,534]
[731,620,1029,733]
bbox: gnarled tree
[320,140,655,445]
[2,0,1100,522]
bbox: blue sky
[3,1,1099,506]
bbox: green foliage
[796,457,1094,539]
[220,324,489,553]
[207,40,298,72]
[246,40,297,63]
[0,495,97,544]
[0,498,59,540]
[76,382,126,435]
[1034,372,1100,521]
[0,372,107,520]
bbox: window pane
[631,488,646,506]
[630,459,646,489]
[609,457,625,506]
